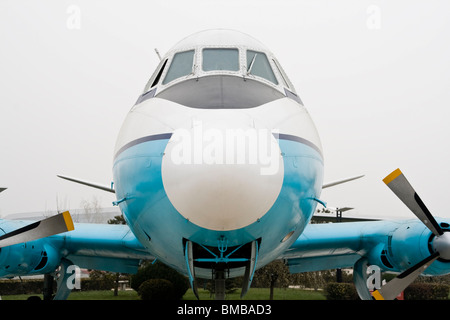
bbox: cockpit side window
[162,50,195,85]
[202,48,239,72]
[246,50,278,85]
[273,59,295,92]
[143,58,168,93]
[150,59,168,88]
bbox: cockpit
[138,30,302,108]
[146,47,292,90]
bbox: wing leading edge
[62,222,153,273]
[282,220,400,273]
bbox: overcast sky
[1,0,449,221]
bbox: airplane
[1,29,449,301]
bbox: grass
[1,288,326,300]
[183,288,326,300]
[1,290,139,300]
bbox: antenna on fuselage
[154,48,162,61]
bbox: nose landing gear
[184,238,259,300]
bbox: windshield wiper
[247,53,257,75]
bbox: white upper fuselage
[112,30,324,277]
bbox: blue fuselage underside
[112,135,324,278]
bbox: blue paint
[112,197,127,206]
[194,240,249,264]
[112,133,324,277]
[311,197,327,208]
[0,221,151,277]
[284,218,450,277]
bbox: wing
[0,218,152,277]
[61,222,152,273]
[0,213,152,300]
[281,219,447,300]
[282,220,401,273]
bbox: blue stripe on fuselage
[112,133,323,276]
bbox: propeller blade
[0,211,74,248]
[372,252,440,300]
[383,169,443,236]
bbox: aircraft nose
[161,116,284,231]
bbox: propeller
[0,211,74,248]
[372,168,450,300]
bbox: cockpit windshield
[157,47,285,89]
[162,50,195,85]
[246,50,278,85]
[140,30,300,106]
[203,48,239,72]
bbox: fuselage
[112,30,324,278]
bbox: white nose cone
[434,232,450,260]
[161,118,284,231]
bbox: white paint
[114,97,322,158]
[161,112,284,231]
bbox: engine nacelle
[367,219,450,276]
[0,221,62,277]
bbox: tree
[253,260,290,300]
[130,261,189,300]
[290,270,336,290]
[108,215,126,225]
[80,196,102,223]
[138,279,174,300]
